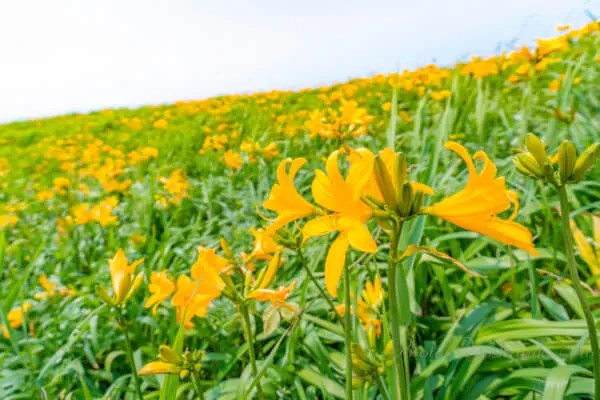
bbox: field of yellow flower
[1,22,600,400]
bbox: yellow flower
[262,142,280,160]
[263,158,317,232]
[246,281,296,311]
[1,302,32,339]
[52,177,70,192]
[153,119,168,129]
[36,190,55,201]
[139,361,180,376]
[73,204,93,225]
[0,214,18,229]
[90,197,119,227]
[145,270,175,314]
[249,228,283,260]
[549,79,560,92]
[131,232,147,247]
[171,275,221,328]
[108,249,144,304]
[361,275,383,309]
[224,150,242,170]
[34,275,74,300]
[423,142,537,256]
[536,36,569,58]
[571,217,600,289]
[303,150,377,297]
[357,276,384,338]
[171,247,228,328]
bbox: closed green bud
[95,285,114,305]
[159,345,182,365]
[399,183,413,217]
[525,134,549,168]
[410,191,424,216]
[124,271,145,303]
[514,153,543,179]
[572,143,600,180]
[220,238,233,258]
[179,369,190,380]
[395,152,407,199]
[558,141,577,184]
[374,156,397,209]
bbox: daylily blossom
[108,249,144,304]
[263,158,317,233]
[571,216,600,289]
[145,270,176,314]
[303,150,378,297]
[423,142,537,255]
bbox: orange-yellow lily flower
[571,216,600,289]
[263,158,317,233]
[145,270,176,314]
[109,249,145,304]
[303,150,377,297]
[247,281,297,311]
[249,228,283,261]
[423,142,537,256]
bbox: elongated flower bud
[525,134,549,168]
[514,153,544,179]
[159,345,182,365]
[395,152,407,202]
[558,140,577,184]
[572,143,599,180]
[374,156,397,209]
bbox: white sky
[0,0,596,122]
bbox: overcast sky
[0,1,596,123]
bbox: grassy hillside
[1,22,600,399]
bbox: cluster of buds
[351,343,392,389]
[363,152,425,230]
[139,345,204,379]
[514,134,599,186]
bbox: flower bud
[158,345,182,365]
[139,361,181,376]
[395,152,407,200]
[220,238,233,258]
[179,369,190,380]
[374,156,397,209]
[514,153,544,179]
[124,271,145,303]
[399,183,413,217]
[571,143,599,180]
[558,140,577,184]
[525,134,549,168]
[95,286,114,305]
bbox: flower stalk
[121,319,144,400]
[558,185,600,399]
[240,304,264,400]
[387,222,411,400]
[343,263,353,399]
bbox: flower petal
[325,234,350,297]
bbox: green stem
[122,323,143,400]
[388,224,411,400]
[297,249,345,328]
[240,304,264,400]
[191,371,205,400]
[376,373,392,400]
[343,263,353,400]
[558,185,600,400]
